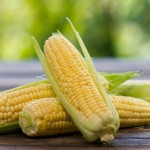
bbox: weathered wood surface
[0,127,150,150]
[0,59,150,150]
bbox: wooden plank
[0,61,43,76]
[0,76,45,91]
[115,126,150,139]
[0,146,149,150]
[0,127,150,150]
[0,59,150,75]
[0,61,44,91]
[94,59,150,79]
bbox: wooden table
[0,59,150,150]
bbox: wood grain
[0,127,150,150]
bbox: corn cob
[112,80,150,102]
[0,80,55,133]
[19,95,150,137]
[19,98,77,136]
[111,95,150,127]
[33,19,119,142]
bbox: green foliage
[0,0,150,60]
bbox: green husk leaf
[112,80,150,102]
[0,121,20,134]
[100,71,140,91]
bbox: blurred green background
[0,0,150,60]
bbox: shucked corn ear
[19,98,77,136]
[0,80,55,133]
[19,95,150,137]
[33,18,120,142]
[111,95,150,127]
[112,80,150,102]
[0,70,137,134]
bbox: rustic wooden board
[0,127,150,150]
[0,59,150,149]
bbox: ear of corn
[19,95,150,137]
[19,98,77,136]
[33,19,119,142]
[0,80,55,133]
[111,95,150,127]
[112,80,150,102]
